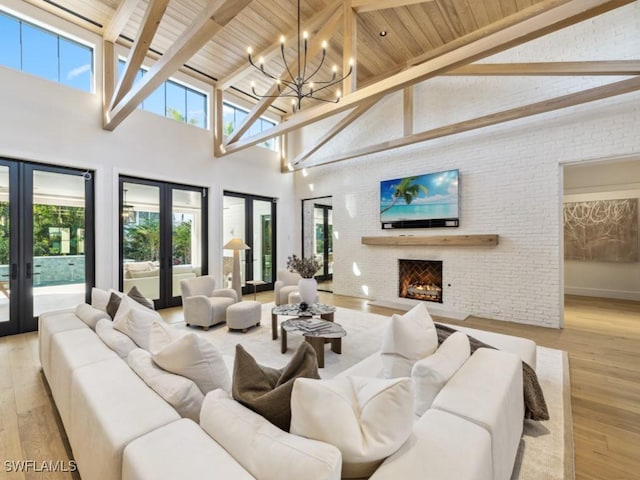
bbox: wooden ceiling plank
[217,0,343,90]
[293,96,380,165]
[224,6,344,145]
[105,0,251,131]
[311,75,640,166]
[343,1,357,94]
[352,0,435,13]
[104,0,140,43]
[222,0,633,154]
[111,0,171,108]
[446,61,640,76]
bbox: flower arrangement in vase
[286,254,320,305]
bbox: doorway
[222,191,277,295]
[302,196,333,292]
[0,160,95,336]
[119,177,207,309]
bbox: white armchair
[180,276,238,330]
[274,269,302,306]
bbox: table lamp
[223,238,250,300]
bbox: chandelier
[247,0,353,112]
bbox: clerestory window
[222,102,277,151]
[0,10,93,93]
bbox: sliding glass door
[120,177,207,309]
[223,191,276,296]
[0,160,94,336]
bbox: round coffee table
[271,303,336,340]
[280,318,346,368]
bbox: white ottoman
[227,301,261,333]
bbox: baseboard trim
[564,286,640,301]
[367,299,469,321]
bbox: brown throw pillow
[106,292,121,319]
[128,285,155,310]
[232,342,320,431]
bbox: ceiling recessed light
[379,30,387,37]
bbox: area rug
[168,303,574,480]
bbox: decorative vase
[298,277,318,305]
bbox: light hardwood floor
[1,294,638,480]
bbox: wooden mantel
[361,234,499,247]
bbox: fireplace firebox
[398,259,443,303]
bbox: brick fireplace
[398,259,443,303]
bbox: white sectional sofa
[39,302,536,480]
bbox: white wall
[0,0,295,291]
[292,3,640,328]
[564,159,640,300]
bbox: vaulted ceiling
[23,0,640,167]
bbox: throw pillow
[128,348,205,422]
[75,303,111,330]
[106,291,122,319]
[95,318,138,359]
[411,331,470,416]
[151,333,231,395]
[90,287,111,312]
[232,342,320,432]
[380,302,438,378]
[290,375,414,478]
[112,296,162,350]
[148,320,184,355]
[200,389,342,480]
[127,285,155,310]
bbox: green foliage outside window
[123,215,192,265]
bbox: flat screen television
[380,169,459,229]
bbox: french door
[222,191,277,296]
[119,177,207,309]
[0,160,95,336]
[313,204,333,283]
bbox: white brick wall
[292,3,640,328]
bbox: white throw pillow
[128,348,204,422]
[151,333,231,394]
[112,296,161,351]
[95,318,138,359]
[380,303,438,378]
[200,390,342,480]
[75,303,111,330]
[90,287,111,312]
[148,320,184,355]
[411,331,471,416]
[290,376,414,479]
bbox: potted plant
[286,254,321,305]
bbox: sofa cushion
[200,390,341,480]
[112,296,162,350]
[290,376,414,479]
[96,318,138,360]
[91,287,111,312]
[128,348,204,422]
[75,303,111,330]
[122,418,255,480]
[369,409,493,480]
[151,332,230,395]
[411,331,470,416]
[232,342,320,432]
[38,309,88,380]
[380,303,438,378]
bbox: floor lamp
[223,238,250,301]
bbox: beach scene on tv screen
[380,170,459,222]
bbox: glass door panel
[32,170,87,316]
[327,208,333,276]
[253,200,272,284]
[172,189,203,297]
[0,166,11,326]
[314,206,326,275]
[222,195,247,289]
[122,182,161,301]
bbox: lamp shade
[224,238,250,250]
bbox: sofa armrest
[211,288,238,303]
[183,296,212,326]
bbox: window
[0,11,93,93]
[118,60,207,129]
[222,102,277,151]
